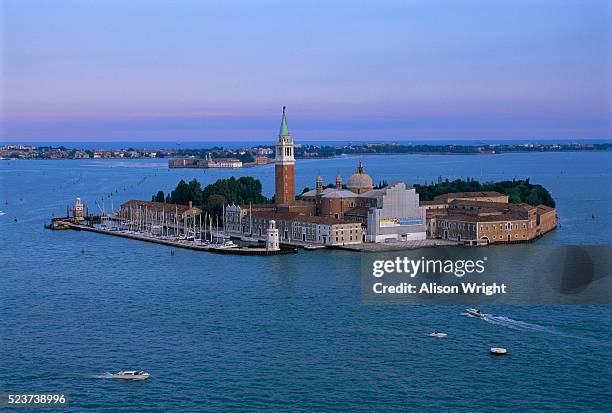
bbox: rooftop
[121,200,201,214]
[251,210,351,225]
[439,213,528,223]
[434,191,507,201]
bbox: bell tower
[275,106,295,205]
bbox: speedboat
[0,211,6,216]
[217,240,238,249]
[428,332,448,338]
[112,371,150,380]
[467,308,486,318]
[304,244,319,250]
[490,347,507,355]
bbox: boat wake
[462,312,570,336]
[482,315,560,334]
[90,372,114,379]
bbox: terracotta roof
[420,200,447,205]
[121,200,201,214]
[438,213,528,223]
[434,191,506,201]
[237,203,276,211]
[536,205,555,213]
[251,211,351,226]
[448,199,533,211]
[344,206,370,217]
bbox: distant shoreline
[1,142,611,161]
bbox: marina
[48,218,297,255]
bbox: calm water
[1,152,611,412]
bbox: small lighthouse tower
[73,197,84,221]
[266,220,280,251]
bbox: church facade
[224,107,427,246]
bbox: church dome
[347,161,373,194]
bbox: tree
[206,194,226,217]
[170,180,192,205]
[152,191,165,203]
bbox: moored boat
[217,240,238,249]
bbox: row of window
[479,222,528,231]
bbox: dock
[52,220,297,255]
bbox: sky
[1,0,611,142]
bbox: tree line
[413,178,555,207]
[152,177,271,217]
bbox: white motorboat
[304,244,319,250]
[0,211,6,216]
[217,240,238,249]
[428,332,448,338]
[467,308,486,318]
[112,371,150,380]
[490,347,507,355]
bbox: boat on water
[112,371,150,380]
[216,240,238,249]
[0,211,6,216]
[428,332,448,338]
[466,308,487,318]
[304,244,319,250]
[490,347,507,355]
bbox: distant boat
[466,308,487,318]
[490,347,507,355]
[112,371,150,380]
[428,332,448,338]
[0,211,6,216]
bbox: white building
[366,182,427,243]
[266,220,280,250]
[224,207,363,246]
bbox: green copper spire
[279,106,290,136]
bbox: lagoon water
[1,151,611,411]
